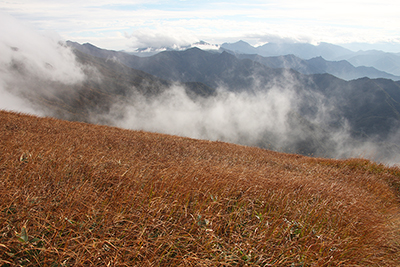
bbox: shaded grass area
[1,110,400,266]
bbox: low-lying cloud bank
[101,82,400,166]
[108,86,292,146]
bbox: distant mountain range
[54,41,400,162]
[221,40,353,60]
[235,54,400,81]
[119,40,400,80]
[68,41,400,84]
[221,40,400,77]
[344,50,400,77]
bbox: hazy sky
[1,0,399,51]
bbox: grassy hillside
[1,110,400,266]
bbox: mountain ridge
[70,40,400,82]
[221,40,354,59]
[234,53,400,81]
[221,40,400,77]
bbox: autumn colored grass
[1,110,400,266]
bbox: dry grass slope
[1,110,400,266]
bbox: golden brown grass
[1,110,400,266]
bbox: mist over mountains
[221,40,400,77]
[1,16,400,165]
[114,40,400,81]
[67,41,400,164]
[221,40,353,60]
[235,54,400,81]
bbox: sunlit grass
[1,110,400,266]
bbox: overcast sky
[1,0,399,52]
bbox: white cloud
[0,12,85,84]
[1,1,400,50]
[108,85,294,145]
[126,27,199,49]
[0,80,42,115]
[0,12,86,114]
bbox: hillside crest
[1,110,400,265]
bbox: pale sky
[1,0,400,51]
